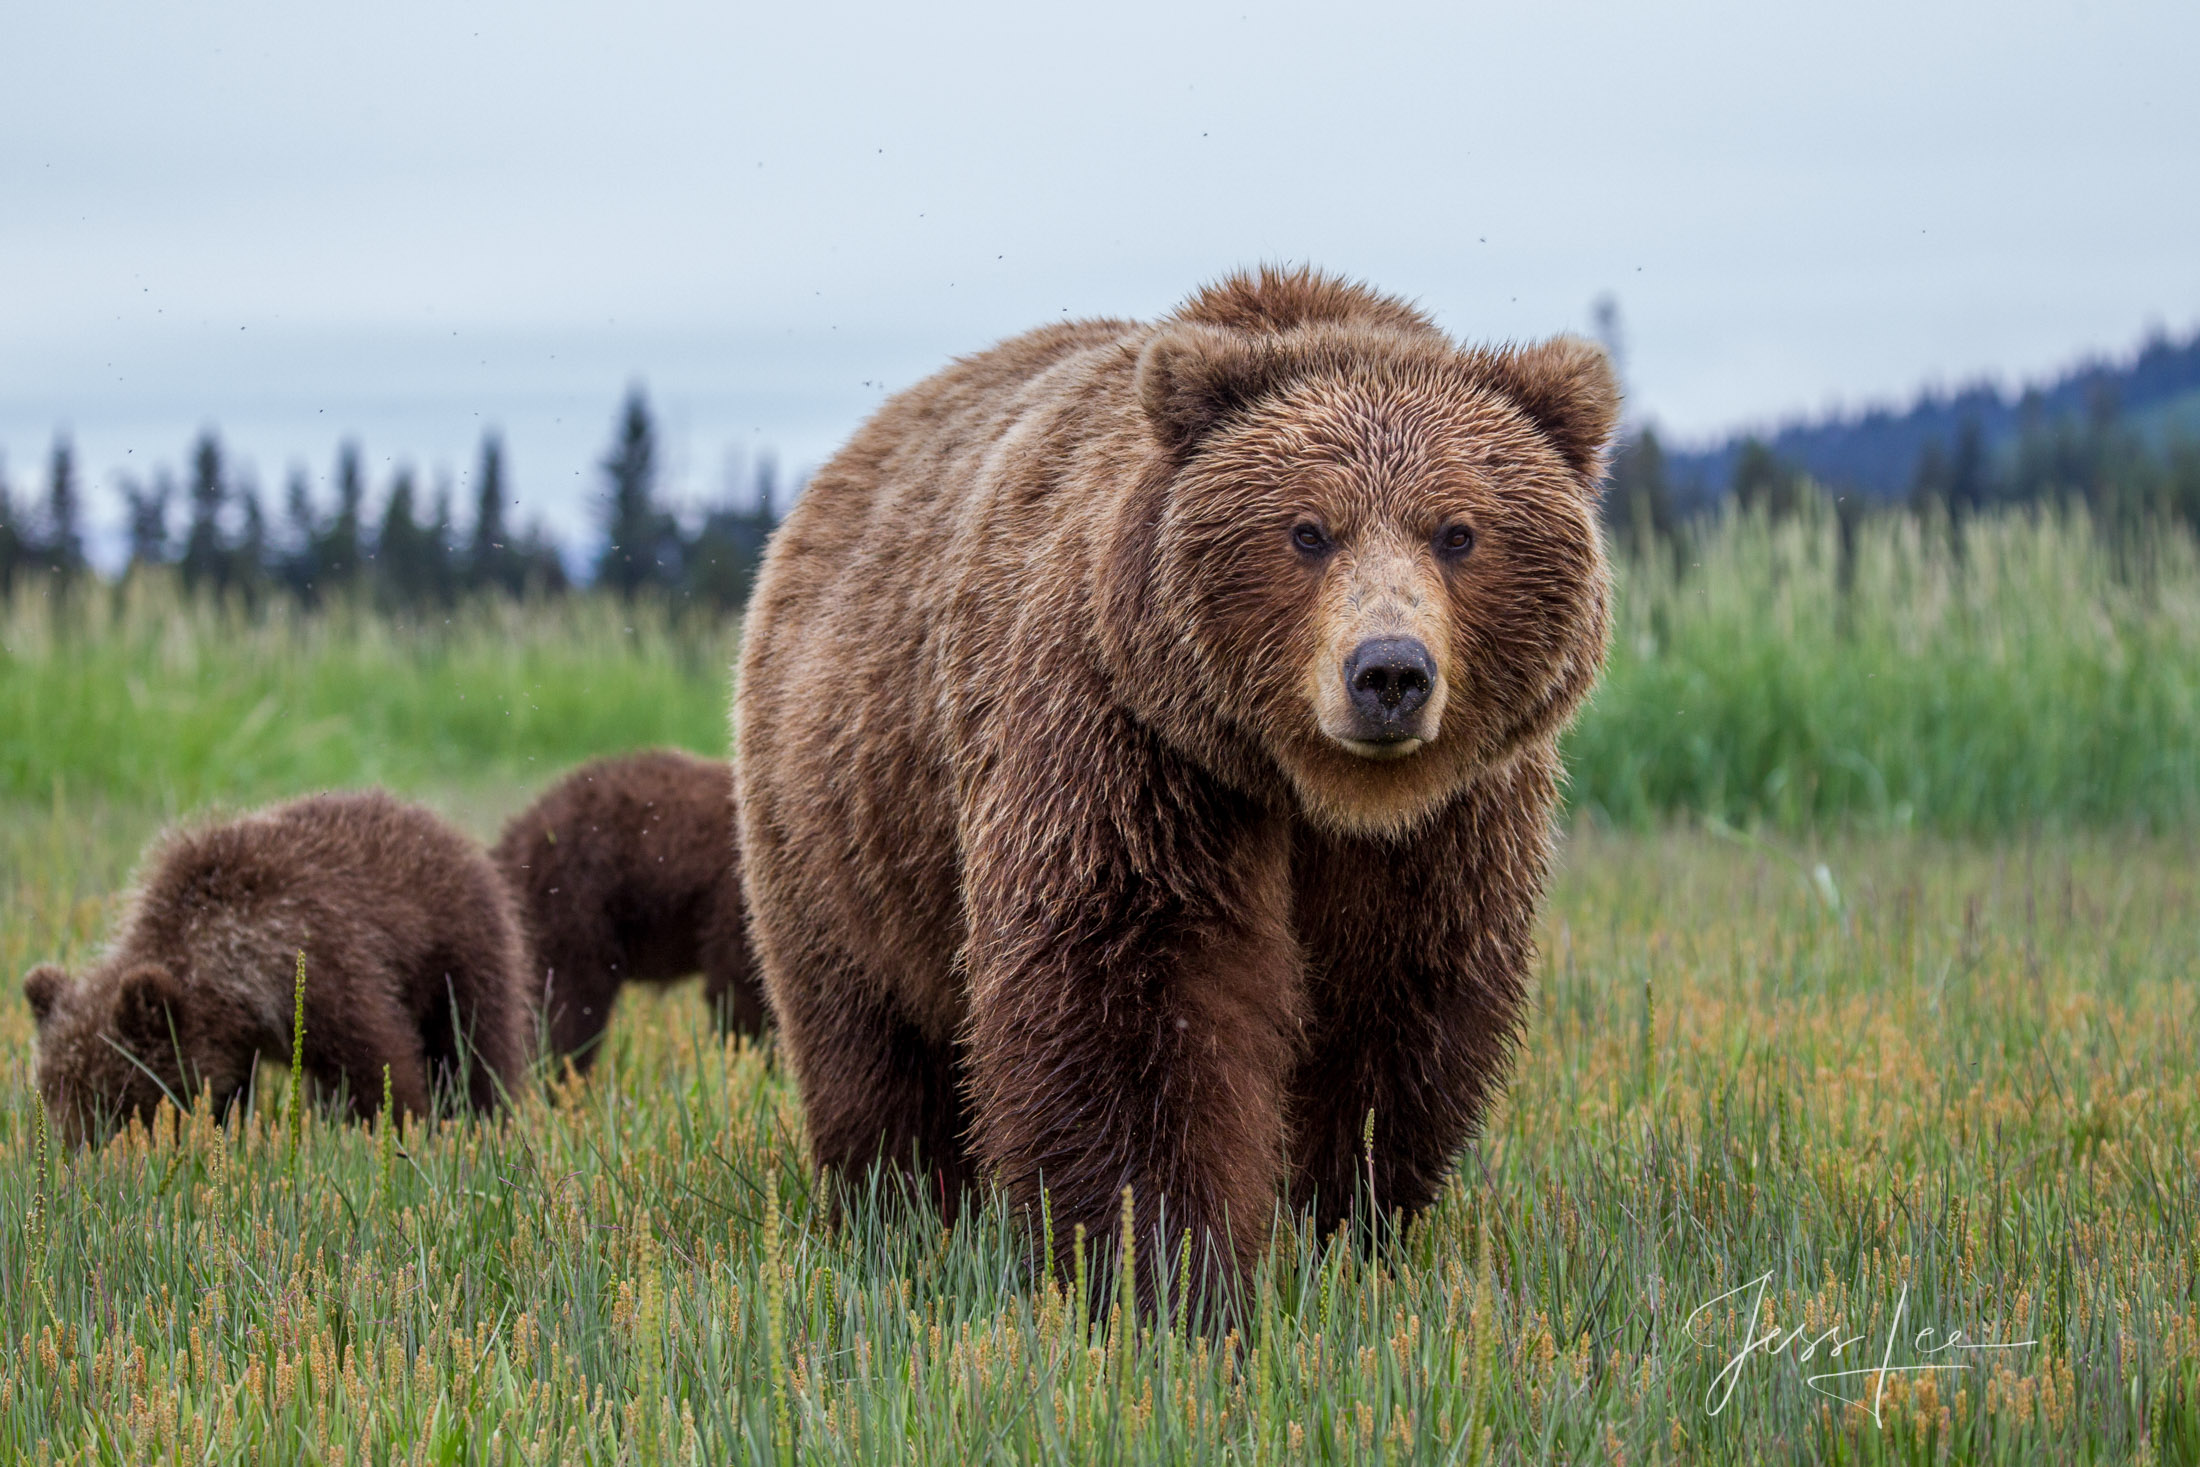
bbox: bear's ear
[1136,323,1292,457]
[23,964,68,1027]
[114,964,182,1045]
[1479,335,1622,480]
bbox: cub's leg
[961,722,1304,1308]
[323,1011,436,1121]
[415,939,533,1115]
[1285,762,1554,1238]
[300,968,437,1120]
[533,920,629,1074]
[698,893,771,1039]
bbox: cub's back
[127,791,499,970]
[492,749,734,927]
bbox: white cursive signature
[1684,1272,2038,1425]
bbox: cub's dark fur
[25,790,532,1142]
[492,749,763,1071]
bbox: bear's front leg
[1287,757,1557,1239]
[960,724,1304,1309]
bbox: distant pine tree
[2080,385,2139,523]
[682,450,782,612]
[427,476,458,604]
[234,474,271,606]
[510,522,572,596]
[180,433,228,595]
[0,460,21,596]
[280,466,322,600]
[1603,428,1676,555]
[1732,439,1803,520]
[316,442,366,591]
[372,466,457,611]
[754,453,779,524]
[684,509,762,612]
[41,436,87,580]
[1947,419,1993,514]
[121,473,174,574]
[596,387,679,599]
[376,467,422,608]
[1909,440,1950,515]
[469,431,524,597]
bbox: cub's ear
[114,964,183,1045]
[23,965,68,1027]
[1136,323,1292,457]
[1480,335,1622,479]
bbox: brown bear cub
[24,790,532,1144]
[491,748,764,1073]
[737,267,1617,1302]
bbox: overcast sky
[4,0,2195,549]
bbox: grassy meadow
[1574,500,2200,832]
[1,503,2197,1463]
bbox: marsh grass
[1573,501,2200,831]
[4,503,2195,833]
[0,575,737,811]
[2,806,2194,1463]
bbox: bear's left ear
[114,964,183,1046]
[1136,323,1294,457]
[1479,335,1622,480]
[23,964,67,1027]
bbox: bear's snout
[1346,642,1434,730]
[1340,637,1437,745]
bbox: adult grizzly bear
[23,791,531,1143]
[735,267,1614,1295]
[492,748,765,1071]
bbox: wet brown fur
[491,749,764,1071]
[735,266,1617,1299]
[23,791,531,1144]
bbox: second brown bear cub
[492,749,764,1072]
[24,791,532,1143]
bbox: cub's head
[1111,272,1616,835]
[23,961,238,1145]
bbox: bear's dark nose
[1344,637,1436,730]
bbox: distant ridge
[1663,325,2200,503]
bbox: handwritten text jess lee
[1685,1272,2037,1424]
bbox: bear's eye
[1437,524,1476,558]
[1291,522,1331,555]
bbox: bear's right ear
[1136,324,1292,457]
[22,965,67,1027]
[114,964,182,1045]
[1476,335,1622,480]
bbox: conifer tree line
[0,386,788,613]
[1603,404,2200,557]
[11,377,2197,605]
[1601,325,2200,556]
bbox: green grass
[1571,501,2200,832]
[0,577,736,812]
[2,507,2197,1461]
[3,804,2195,1462]
[5,504,2196,831]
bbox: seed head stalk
[765,1170,793,1467]
[288,950,308,1175]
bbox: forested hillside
[1646,324,2200,513]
